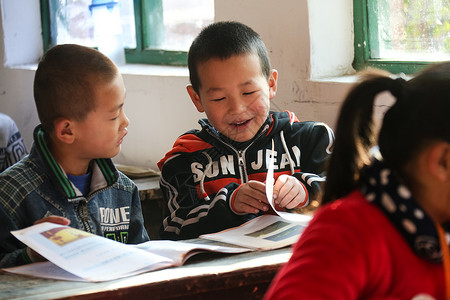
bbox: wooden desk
[133,176,164,240]
[0,247,292,300]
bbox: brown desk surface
[0,247,291,300]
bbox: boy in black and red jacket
[158,21,334,240]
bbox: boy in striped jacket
[158,21,334,240]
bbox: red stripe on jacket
[157,134,214,170]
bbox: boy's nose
[121,112,130,128]
[229,97,246,114]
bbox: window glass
[157,0,214,51]
[48,0,135,48]
[43,0,214,65]
[368,0,450,61]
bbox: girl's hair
[322,62,450,204]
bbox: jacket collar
[33,125,118,200]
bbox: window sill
[9,63,189,77]
[310,74,359,84]
[13,63,361,83]
[118,64,189,77]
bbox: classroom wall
[0,0,356,171]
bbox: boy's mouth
[231,119,251,127]
[118,132,127,145]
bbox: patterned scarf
[361,159,447,263]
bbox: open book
[3,213,311,282]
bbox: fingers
[234,181,269,214]
[236,200,269,214]
[34,216,71,226]
[273,175,307,209]
[234,177,308,214]
[26,247,47,263]
[245,181,269,204]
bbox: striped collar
[34,125,118,200]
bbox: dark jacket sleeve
[0,205,32,268]
[290,121,334,202]
[159,154,246,240]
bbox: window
[39,0,214,66]
[353,0,450,74]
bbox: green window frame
[39,0,188,66]
[353,0,433,74]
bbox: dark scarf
[361,159,447,264]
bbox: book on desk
[3,213,311,282]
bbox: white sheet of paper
[9,222,174,282]
[265,139,312,225]
[201,215,306,250]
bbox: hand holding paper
[265,140,312,225]
[232,180,269,214]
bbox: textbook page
[3,240,251,282]
[7,222,175,282]
[200,214,310,250]
[4,224,252,282]
[132,239,251,265]
[3,261,96,282]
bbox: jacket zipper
[205,124,269,183]
[74,185,111,233]
[76,199,92,233]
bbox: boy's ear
[186,85,204,113]
[427,142,450,182]
[54,118,75,144]
[268,69,278,99]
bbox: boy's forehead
[197,54,265,85]
[93,76,125,107]
[199,52,260,66]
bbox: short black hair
[33,44,118,133]
[188,21,271,93]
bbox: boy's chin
[224,133,255,143]
[104,148,121,159]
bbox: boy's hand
[27,216,71,262]
[273,175,307,209]
[34,216,71,226]
[234,181,269,214]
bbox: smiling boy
[158,21,334,240]
[0,44,149,267]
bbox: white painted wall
[0,0,357,170]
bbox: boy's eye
[212,97,226,102]
[243,91,256,95]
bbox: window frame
[39,0,188,66]
[353,0,433,74]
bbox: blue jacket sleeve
[127,182,150,243]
